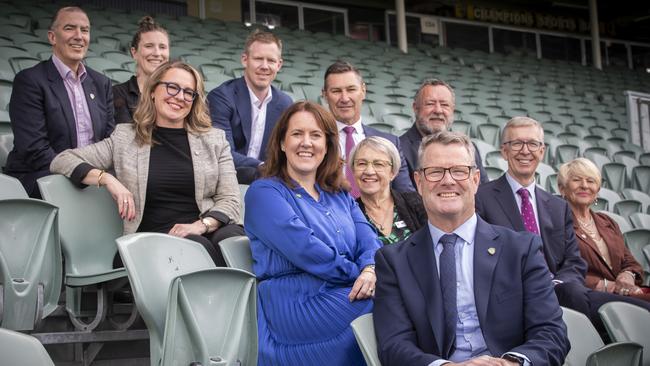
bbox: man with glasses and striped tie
[373,129,568,366]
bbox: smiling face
[413,84,455,136]
[48,9,90,71]
[323,71,366,125]
[415,142,479,230]
[131,30,169,77]
[353,146,396,198]
[241,40,282,94]
[560,174,600,210]
[281,111,327,182]
[153,68,196,128]
[500,124,545,186]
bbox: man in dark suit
[207,30,292,184]
[475,116,650,329]
[321,60,414,196]
[400,79,488,188]
[4,6,115,197]
[374,130,568,366]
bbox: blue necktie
[439,233,458,351]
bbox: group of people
[3,5,649,366]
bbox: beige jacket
[50,123,241,234]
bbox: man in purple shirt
[4,6,114,197]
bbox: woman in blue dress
[244,101,381,366]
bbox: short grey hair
[557,157,602,190]
[500,116,544,144]
[347,136,401,176]
[413,78,456,105]
[417,130,475,169]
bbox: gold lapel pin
[296,193,302,198]
[488,247,496,255]
[90,93,95,100]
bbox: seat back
[613,200,642,217]
[623,229,650,280]
[116,233,216,365]
[561,306,604,366]
[239,184,249,219]
[600,211,632,233]
[598,302,650,366]
[602,163,627,193]
[219,236,254,274]
[0,173,28,199]
[37,175,123,280]
[0,199,61,330]
[0,328,55,366]
[629,213,650,229]
[161,268,257,366]
[351,313,381,366]
[0,134,13,170]
[586,342,643,366]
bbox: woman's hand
[168,221,206,238]
[614,271,638,296]
[348,267,376,302]
[104,174,136,221]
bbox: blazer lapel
[136,142,150,214]
[47,59,77,147]
[188,133,205,207]
[406,228,446,357]
[494,176,526,231]
[235,78,252,144]
[473,217,501,326]
[260,87,281,161]
[82,74,102,141]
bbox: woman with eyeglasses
[51,61,243,266]
[350,136,427,245]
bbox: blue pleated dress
[245,178,381,366]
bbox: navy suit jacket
[207,77,292,168]
[363,124,414,192]
[400,125,488,188]
[4,58,114,196]
[374,217,569,366]
[475,174,587,285]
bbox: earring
[593,197,598,206]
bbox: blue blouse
[244,177,381,284]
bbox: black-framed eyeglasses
[353,159,393,172]
[419,165,475,182]
[158,81,198,102]
[502,140,544,152]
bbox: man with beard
[400,79,487,187]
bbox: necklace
[365,199,394,234]
[576,215,612,266]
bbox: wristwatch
[502,354,525,365]
[201,217,216,233]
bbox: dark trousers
[186,223,245,266]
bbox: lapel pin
[90,93,95,100]
[296,193,302,198]
[487,247,496,255]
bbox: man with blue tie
[373,130,568,366]
[207,30,292,184]
[321,60,414,196]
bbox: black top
[356,190,428,244]
[137,126,200,233]
[113,75,139,124]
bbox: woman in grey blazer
[51,61,243,265]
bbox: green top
[366,208,413,245]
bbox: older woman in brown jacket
[51,61,243,265]
[558,158,649,301]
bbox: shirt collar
[52,54,87,81]
[505,172,536,197]
[336,117,363,134]
[247,85,272,109]
[428,213,478,249]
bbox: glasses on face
[353,159,393,172]
[158,81,198,102]
[419,165,475,182]
[502,140,544,152]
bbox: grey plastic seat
[623,229,650,282]
[562,306,641,366]
[0,328,55,366]
[586,342,643,366]
[631,166,650,194]
[601,163,627,193]
[116,232,216,366]
[613,200,642,217]
[484,166,504,181]
[219,236,254,274]
[351,313,381,366]
[598,302,650,366]
[0,172,27,199]
[161,268,257,366]
[535,162,556,189]
[0,199,61,330]
[629,213,650,229]
[622,189,650,213]
[555,144,580,165]
[600,211,632,233]
[598,187,622,211]
[37,174,129,331]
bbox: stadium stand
[598,302,650,366]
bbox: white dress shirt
[336,118,365,160]
[246,86,273,159]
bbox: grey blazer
[50,123,241,234]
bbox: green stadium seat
[629,213,650,229]
[555,144,580,165]
[623,229,650,281]
[103,68,132,84]
[601,163,627,193]
[613,199,642,217]
[631,166,650,194]
[598,301,650,366]
[622,189,650,213]
[601,211,632,233]
[219,235,254,273]
[0,328,55,366]
[351,314,381,366]
[83,56,122,72]
[598,187,622,211]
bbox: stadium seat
[161,268,257,366]
[0,199,61,330]
[219,235,254,274]
[600,211,632,233]
[37,175,132,331]
[623,229,650,282]
[535,162,556,188]
[639,152,650,167]
[598,302,650,366]
[84,56,122,72]
[484,166,504,181]
[613,200,642,217]
[104,68,132,84]
[0,173,27,199]
[0,134,13,170]
[614,154,639,183]
[583,149,611,170]
[631,166,650,194]
[116,232,216,366]
[476,123,500,147]
[586,343,643,366]
[0,328,55,366]
[546,173,559,194]
[629,213,650,229]
[351,313,381,366]
[601,163,627,193]
[471,138,497,165]
[555,144,580,165]
[562,306,642,366]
